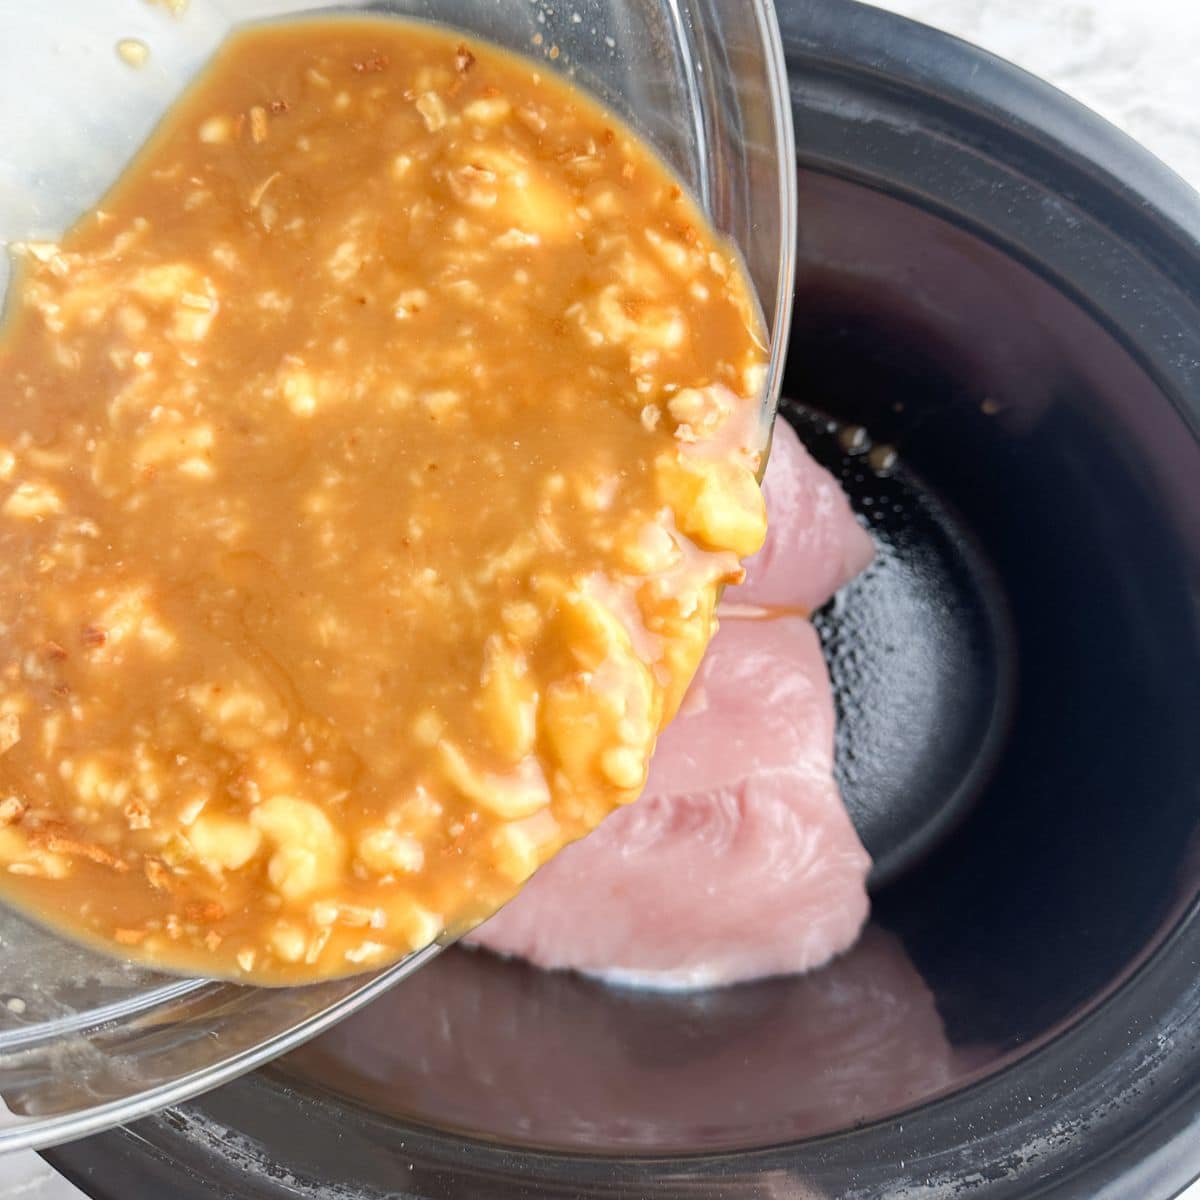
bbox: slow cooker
[43,0,1200,1196]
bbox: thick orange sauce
[0,18,767,983]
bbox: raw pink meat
[469,418,875,989]
[468,615,872,988]
[726,418,874,612]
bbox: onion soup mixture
[0,19,768,982]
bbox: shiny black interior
[786,175,1200,1058]
[265,168,1200,1153]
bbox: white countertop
[872,0,1200,192]
[11,0,1200,1196]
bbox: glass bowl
[0,0,796,1151]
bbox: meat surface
[468,615,872,987]
[469,417,874,988]
[726,418,874,612]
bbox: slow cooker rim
[781,0,1200,443]
[788,0,1200,267]
[43,1,1200,1196]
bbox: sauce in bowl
[0,18,767,983]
